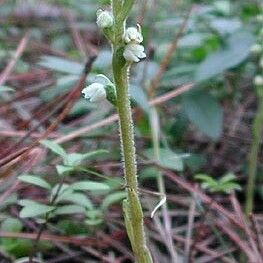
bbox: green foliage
[144,148,186,172]
[18,175,51,190]
[17,143,122,230]
[0,218,33,258]
[195,173,241,193]
[195,31,255,82]
[41,140,108,175]
[182,91,223,139]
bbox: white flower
[123,43,146,62]
[250,44,262,54]
[123,25,143,44]
[82,83,106,102]
[254,75,263,86]
[96,9,113,28]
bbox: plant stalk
[245,98,263,215]
[110,1,152,261]
[112,48,152,262]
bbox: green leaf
[38,56,83,75]
[56,192,93,210]
[182,91,223,139]
[40,140,66,157]
[195,31,255,82]
[54,205,86,215]
[1,218,22,232]
[85,209,103,226]
[64,149,108,166]
[195,174,215,184]
[145,148,185,171]
[56,165,75,175]
[19,200,55,218]
[18,175,51,190]
[51,184,72,200]
[69,181,110,192]
[101,191,127,211]
[0,86,14,93]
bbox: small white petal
[96,10,113,28]
[82,83,106,102]
[123,43,146,62]
[124,26,143,44]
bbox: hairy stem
[245,98,263,215]
[110,1,152,261]
[112,48,152,262]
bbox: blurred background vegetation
[0,0,262,262]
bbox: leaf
[40,140,66,157]
[195,31,255,81]
[85,209,103,226]
[56,165,75,175]
[19,200,55,218]
[51,184,72,201]
[70,181,110,192]
[54,205,86,215]
[182,91,223,139]
[210,18,241,35]
[56,192,93,210]
[64,149,108,166]
[0,86,14,93]
[0,218,22,232]
[219,173,237,183]
[195,174,216,184]
[38,56,83,75]
[144,148,185,171]
[101,191,127,211]
[18,175,51,190]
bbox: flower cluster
[83,7,147,105]
[123,24,146,63]
[96,9,146,63]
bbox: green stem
[112,48,152,262]
[245,98,263,215]
[149,107,178,261]
[110,1,152,261]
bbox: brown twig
[0,33,29,86]
[148,6,193,98]
[0,55,97,170]
[54,82,193,144]
[250,214,263,259]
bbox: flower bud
[254,75,263,86]
[82,83,106,102]
[250,44,262,54]
[123,43,146,62]
[96,9,113,28]
[123,25,143,44]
